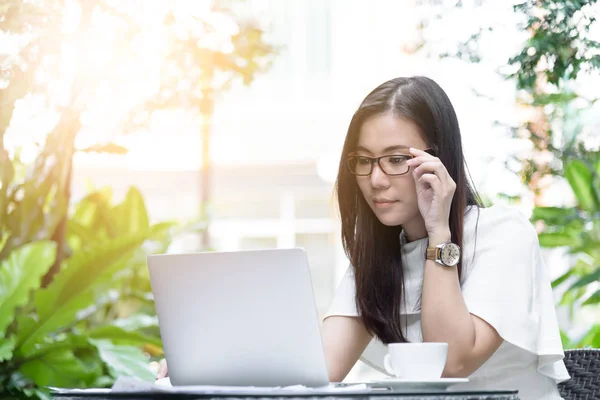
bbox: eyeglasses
[347,148,434,176]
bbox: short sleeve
[461,206,570,383]
[323,266,359,319]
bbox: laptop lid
[147,248,330,387]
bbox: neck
[402,216,428,242]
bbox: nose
[370,163,390,189]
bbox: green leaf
[15,313,37,338]
[531,206,575,224]
[551,269,573,288]
[71,193,106,228]
[582,289,600,306]
[112,188,149,237]
[0,149,68,260]
[69,191,117,242]
[149,222,178,240]
[19,332,91,361]
[568,269,600,290]
[88,374,114,389]
[19,349,91,388]
[560,286,587,306]
[88,325,162,348]
[0,147,15,230]
[538,232,580,247]
[532,92,578,106]
[67,220,99,251]
[30,389,52,400]
[575,324,600,348]
[565,160,597,212]
[18,235,146,354]
[0,241,56,334]
[0,334,17,361]
[3,371,52,399]
[89,339,154,382]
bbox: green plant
[0,184,178,398]
[1,145,178,397]
[506,0,600,346]
[531,151,600,348]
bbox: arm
[407,148,503,377]
[421,231,503,377]
[321,315,373,382]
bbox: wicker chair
[558,349,600,400]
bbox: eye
[357,157,372,165]
[388,156,407,164]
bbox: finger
[409,147,431,157]
[406,156,430,168]
[418,173,442,192]
[415,160,456,190]
[414,162,456,196]
[406,153,438,169]
[156,359,168,379]
[413,161,447,179]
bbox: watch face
[440,243,460,266]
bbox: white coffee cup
[383,342,448,379]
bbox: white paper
[49,376,371,395]
[152,377,370,395]
[48,377,155,394]
[46,387,113,394]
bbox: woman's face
[355,113,428,233]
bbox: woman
[157,76,569,399]
[321,76,569,399]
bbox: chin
[371,204,418,227]
[376,215,404,227]
[372,209,407,227]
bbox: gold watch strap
[425,246,439,261]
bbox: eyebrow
[355,145,410,154]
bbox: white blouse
[324,205,570,400]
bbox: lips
[372,199,397,209]
[373,198,396,203]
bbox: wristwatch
[425,241,461,267]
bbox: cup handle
[383,354,395,376]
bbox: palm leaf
[582,289,600,306]
[0,334,17,362]
[17,235,146,355]
[0,241,56,334]
[565,160,597,212]
[89,339,154,382]
[88,325,162,349]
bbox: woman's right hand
[156,358,168,380]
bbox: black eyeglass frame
[346,148,435,176]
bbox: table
[52,389,520,400]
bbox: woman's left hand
[406,148,456,239]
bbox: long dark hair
[334,76,482,344]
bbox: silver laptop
[147,248,330,387]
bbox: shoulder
[461,205,540,269]
[464,204,538,245]
[460,205,543,288]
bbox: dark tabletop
[51,389,520,400]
